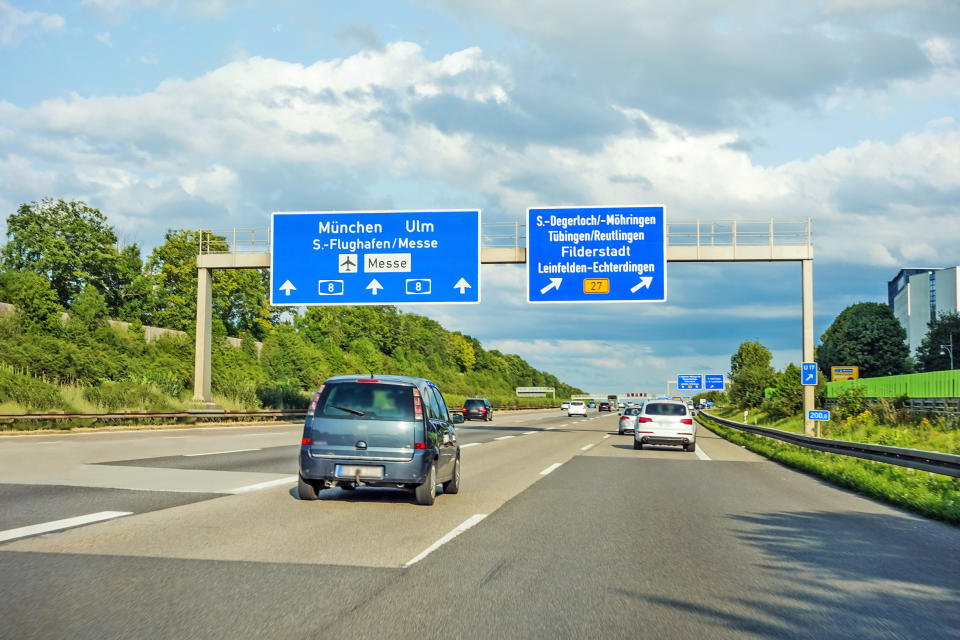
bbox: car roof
[322,374,430,387]
[643,399,687,407]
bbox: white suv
[567,400,587,417]
[633,400,696,451]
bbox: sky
[1,0,959,395]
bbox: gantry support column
[192,266,215,407]
[802,259,815,435]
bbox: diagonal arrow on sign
[630,276,653,293]
[540,278,562,295]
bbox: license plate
[335,465,384,479]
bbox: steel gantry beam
[193,219,816,434]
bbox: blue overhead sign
[802,362,818,386]
[677,374,703,390]
[704,374,725,390]
[526,205,666,303]
[270,210,480,306]
[808,409,830,421]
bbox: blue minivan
[298,374,463,505]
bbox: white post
[192,266,215,406]
[802,258,815,435]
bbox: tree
[0,269,64,334]
[818,302,911,378]
[729,340,775,409]
[915,312,960,372]
[2,199,138,313]
[762,362,803,419]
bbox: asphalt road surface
[1,409,957,639]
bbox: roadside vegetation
[0,198,581,430]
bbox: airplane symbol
[338,254,358,273]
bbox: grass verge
[698,414,960,526]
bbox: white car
[633,400,696,451]
[567,400,587,417]
[560,401,571,410]
[617,407,642,434]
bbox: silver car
[633,400,697,451]
[617,407,642,435]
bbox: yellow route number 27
[582,278,610,294]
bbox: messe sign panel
[526,205,666,303]
[801,362,818,386]
[704,374,725,390]
[677,374,702,390]
[270,210,480,305]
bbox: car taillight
[356,378,380,383]
[620,416,630,420]
[681,418,693,425]
[413,387,423,421]
[638,417,652,423]
[414,442,426,450]
[306,385,324,416]
[481,408,487,413]
[301,438,312,445]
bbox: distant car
[462,397,493,421]
[560,401,571,410]
[298,374,463,506]
[598,401,612,412]
[633,400,696,452]
[567,400,587,417]
[588,401,596,408]
[618,407,642,434]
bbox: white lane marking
[460,442,482,448]
[603,434,611,439]
[403,514,487,568]
[183,448,260,457]
[163,436,189,439]
[494,436,515,441]
[521,431,536,435]
[540,463,562,475]
[0,511,132,543]
[580,444,594,452]
[229,475,298,493]
[545,427,555,430]
[242,433,285,437]
[35,441,65,444]
[695,447,712,461]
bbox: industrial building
[888,266,960,354]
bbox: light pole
[941,334,954,370]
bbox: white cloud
[95,31,113,47]
[0,1,65,46]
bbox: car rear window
[318,383,414,421]
[465,399,485,408]
[644,403,688,416]
[624,408,641,415]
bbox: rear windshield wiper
[330,405,365,416]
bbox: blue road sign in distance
[527,205,666,303]
[704,374,725,390]
[270,210,480,306]
[677,374,702,390]
[808,409,830,421]
[801,362,818,386]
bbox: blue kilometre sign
[527,205,666,303]
[270,210,480,305]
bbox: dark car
[598,401,612,412]
[299,374,463,505]
[462,397,493,421]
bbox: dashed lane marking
[403,514,488,568]
[183,448,260,457]
[0,511,133,544]
[540,463,563,475]
[580,444,595,452]
[494,436,515,441]
[695,447,712,461]
[460,442,482,448]
[229,475,298,493]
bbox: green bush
[0,367,65,411]
[837,383,867,419]
[83,381,174,412]
[214,376,260,408]
[257,383,309,409]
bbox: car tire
[686,442,696,452]
[618,428,623,435]
[442,457,461,495]
[633,440,642,450]
[415,463,437,506]
[298,474,319,500]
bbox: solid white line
[580,444,594,451]
[460,442,482,448]
[695,447,712,461]
[163,436,189,439]
[545,427,555,430]
[229,475,298,493]
[540,463,562,475]
[603,434,611,439]
[494,436,515,441]
[183,448,260,457]
[0,511,132,543]
[403,514,487,568]
[521,431,536,435]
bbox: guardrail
[699,412,960,478]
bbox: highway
[1,409,958,639]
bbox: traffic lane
[0,550,399,640]
[3,416,614,567]
[0,484,223,533]
[590,422,767,462]
[326,456,960,640]
[99,445,298,474]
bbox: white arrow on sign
[540,277,562,295]
[630,276,653,293]
[453,278,471,294]
[279,280,296,296]
[366,279,383,295]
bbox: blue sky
[1,0,959,394]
